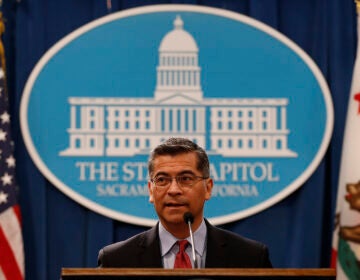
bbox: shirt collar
[159,219,207,257]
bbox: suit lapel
[204,220,228,268]
[135,221,232,268]
[137,224,163,267]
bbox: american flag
[0,12,24,280]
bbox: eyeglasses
[150,174,208,189]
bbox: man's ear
[204,178,213,201]
[148,181,154,203]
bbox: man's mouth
[165,202,187,208]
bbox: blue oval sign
[20,5,333,226]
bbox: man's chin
[162,211,187,225]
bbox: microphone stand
[187,219,198,268]
[184,212,199,269]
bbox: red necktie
[174,240,192,268]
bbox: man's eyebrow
[177,171,196,175]
[153,172,170,177]
[153,170,196,177]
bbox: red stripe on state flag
[330,249,337,269]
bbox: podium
[61,268,336,280]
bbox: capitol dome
[159,16,198,52]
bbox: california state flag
[332,7,360,280]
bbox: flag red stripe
[0,220,23,280]
[330,249,337,268]
[12,205,22,226]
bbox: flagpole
[0,6,7,94]
[106,0,112,14]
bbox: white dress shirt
[159,219,207,268]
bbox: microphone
[183,212,198,268]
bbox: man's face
[148,152,213,231]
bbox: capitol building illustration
[60,16,297,158]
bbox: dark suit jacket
[98,220,272,268]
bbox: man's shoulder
[98,225,160,267]
[205,221,272,268]
[101,227,155,253]
[206,221,268,251]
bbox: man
[98,137,272,268]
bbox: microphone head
[183,212,194,224]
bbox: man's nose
[167,178,182,193]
